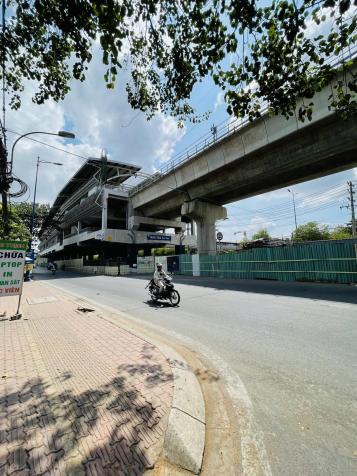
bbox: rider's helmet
[156,262,163,270]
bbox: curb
[41,280,206,475]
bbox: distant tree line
[250,222,352,242]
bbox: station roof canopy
[40,158,141,237]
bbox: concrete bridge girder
[181,200,227,254]
[130,63,357,221]
[133,113,357,220]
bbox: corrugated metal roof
[40,158,141,237]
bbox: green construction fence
[179,239,357,283]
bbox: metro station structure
[38,158,196,264]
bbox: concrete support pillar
[175,245,185,255]
[102,190,108,230]
[127,244,138,266]
[181,200,227,254]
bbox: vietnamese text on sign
[0,241,27,297]
[147,234,171,241]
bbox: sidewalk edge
[42,281,205,475]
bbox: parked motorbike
[146,275,180,306]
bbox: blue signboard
[26,250,35,263]
[147,234,171,241]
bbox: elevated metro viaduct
[130,66,357,253]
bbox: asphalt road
[35,270,357,476]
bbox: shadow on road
[33,269,357,305]
[144,299,179,309]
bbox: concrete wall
[40,227,197,258]
[56,258,83,270]
[54,258,119,277]
[137,256,155,274]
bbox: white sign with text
[0,241,27,297]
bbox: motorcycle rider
[154,262,168,296]
[48,262,56,274]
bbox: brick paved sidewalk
[0,281,174,475]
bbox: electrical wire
[230,197,347,227]
[8,174,28,198]
[226,184,348,225]
[119,111,141,128]
[229,184,346,216]
[6,129,88,160]
[233,194,346,222]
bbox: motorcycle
[146,275,180,306]
[47,264,56,275]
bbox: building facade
[39,158,196,264]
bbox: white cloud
[214,91,225,110]
[254,188,289,203]
[216,212,279,241]
[7,46,184,205]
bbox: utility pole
[288,189,298,232]
[0,135,9,238]
[29,156,40,251]
[341,181,356,238]
[0,0,9,238]
[348,181,356,238]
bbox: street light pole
[234,230,244,250]
[29,157,63,252]
[288,189,298,232]
[2,129,75,239]
[30,156,40,245]
[10,130,75,174]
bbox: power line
[6,129,88,160]
[234,201,345,228]
[230,184,346,215]
[227,185,348,226]
[235,198,346,222]
[119,111,141,128]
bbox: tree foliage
[292,221,330,241]
[152,247,176,256]
[12,202,51,239]
[329,225,352,239]
[0,203,30,240]
[252,228,271,240]
[2,0,357,122]
[0,202,50,241]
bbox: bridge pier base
[181,200,227,254]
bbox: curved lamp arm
[9,130,75,173]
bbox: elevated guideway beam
[131,63,357,220]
